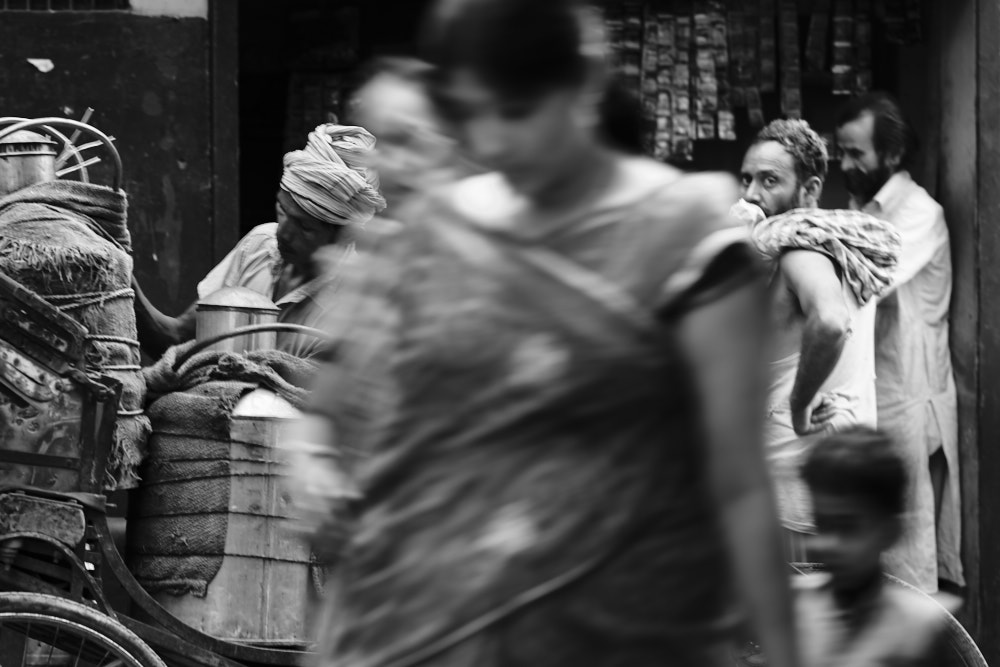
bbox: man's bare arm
[781,250,851,435]
[132,275,198,358]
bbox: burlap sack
[130,345,317,596]
[0,181,149,489]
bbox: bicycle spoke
[45,623,58,667]
[21,620,29,667]
[72,627,85,667]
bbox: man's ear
[803,175,824,203]
[883,151,903,172]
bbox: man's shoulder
[239,222,279,245]
[887,173,945,222]
[197,223,280,299]
[227,223,280,261]
[882,582,951,628]
[777,247,841,278]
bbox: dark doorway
[237,0,432,237]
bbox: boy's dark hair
[836,91,920,170]
[802,427,907,516]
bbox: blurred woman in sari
[299,1,800,666]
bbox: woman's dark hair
[421,0,643,152]
[836,91,919,169]
[802,427,907,516]
[598,77,644,155]
[421,0,590,101]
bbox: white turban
[280,124,387,226]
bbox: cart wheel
[0,593,165,667]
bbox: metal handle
[0,117,122,191]
[172,323,332,372]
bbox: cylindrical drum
[129,387,311,645]
[196,287,280,355]
[0,130,56,197]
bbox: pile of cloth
[750,206,901,305]
[0,180,149,489]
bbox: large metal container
[0,130,56,197]
[195,287,280,355]
[150,389,310,645]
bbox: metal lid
[197,286,280,313]
[0,130,57,157]
[232,388,302,420]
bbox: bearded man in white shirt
[836,92,962,594]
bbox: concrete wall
[0,9,224,313]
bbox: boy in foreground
[796,427,950,666]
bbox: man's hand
[791,393,825,436]
[793,392,857,436]
[791,401,816,436]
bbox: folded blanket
[143,341,317,407]
[751,207,901,306]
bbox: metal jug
[0,130,56,197]
[195,287,280,355]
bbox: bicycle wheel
[0,593,165,667]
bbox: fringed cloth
[0,180,149,489]
[751,208,902,306]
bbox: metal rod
[66,107,94,146]
[55,155,101,179]
[172,323,332,372]
[55,137,113,170]
[56,109,98,167]
[0,118,122,190]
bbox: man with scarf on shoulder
[837,93,962,595]
[133,124,386,359]
[733,119,901,561]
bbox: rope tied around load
[45,288,135,313]
[47,291,146,414]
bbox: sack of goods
[0,179,149,489]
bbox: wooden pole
[974,0,1000,660]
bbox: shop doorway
[237,0,432,235]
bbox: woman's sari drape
[312,164,753,667]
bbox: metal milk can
[195,287,281,355]
[0,130,57,197]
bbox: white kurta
[855,171,963,591]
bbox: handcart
[0,116,321,667]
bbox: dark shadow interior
[238,0,929,230]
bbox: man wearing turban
[134,124,386,359]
